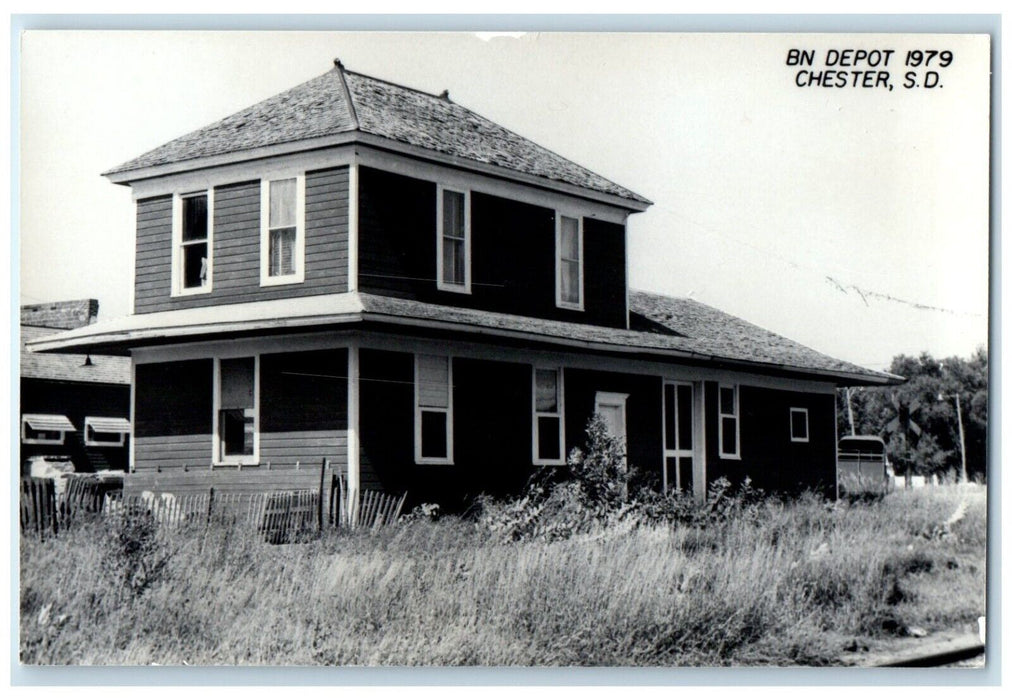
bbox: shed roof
[21,325,131,385]
[105,62,649,207]
[26,291,900,386]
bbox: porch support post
[348,161,359,293]
[347,341,361,527]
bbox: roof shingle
[105,64,649,205]
[21,325,130,385]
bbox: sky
[17,30,991,371]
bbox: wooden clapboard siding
[563,368,664,482]
[134,359,213,471]
[260,348,348,472]
[133,167,349,314]
[134,435,214,471]
[357,166,629,328]
[124,466,327,497]
[704,382,836,497]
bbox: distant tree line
[837,347,988,481]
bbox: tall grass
[20,485,985,666]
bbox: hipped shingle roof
[105,64,649,206]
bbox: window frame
[171,189,214,297]
[83,417,128,447]
[414,354,454,465]
[212,355,260,466]
[555,212,585,311]
[259,174,306,287]
[532,366,566,466]
[21,414,69,445]
[790,407,810,443]
[717,383,741,460]
[436,185,472,294]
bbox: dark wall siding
[134,360,213,471]
[358,349,415,494]
[357,167,628,328]
[704,381,836,496]
[563,368,663,486]
[134,167,349,314]
[260,349,348,471]
[358,350,534,509]
[19,379,131,475]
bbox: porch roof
[26,291,901,386]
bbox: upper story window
[215,356,258,464]
[415,354,453,464]
[718,384,741,460]
[260,175,306,286]
[556,214,584,310]
[437,186,471,293]
[172,191,212,295]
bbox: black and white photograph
[14,28,991,672]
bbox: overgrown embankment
[20,483,985,666]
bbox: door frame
[662,379,706,499]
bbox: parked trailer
[838,435,892,495]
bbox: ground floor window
[415,354,453,464]
[216,356,258,463]
[533,367,565,465]
[718,384,740,459]
[790,407,809,442]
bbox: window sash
[269,227,296,277]
[174,190,212,295]
[215,356,258,464]
[790,408,809,442]
[718,384,740,459]
[556,214,583,309]
[533,367,565,464]
[415,355,453,464]
[437,187,470,292]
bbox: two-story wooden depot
[31,60,901,507]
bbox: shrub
[99,509,175,599]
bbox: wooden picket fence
[22,470,408,542]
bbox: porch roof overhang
[27,292,902,387]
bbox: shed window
[261,176,305,285]
[790,407,809,443]
[84,417,131,447]
[177,192,211,293]
[556,214,583,310]
[533,367,565,464]
[217,357,257,463]
[718,384,740,459]
[437,187,470,293]
[415,355,453,463]
[21,414,74,445]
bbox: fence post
[207,486,215,525]
[318,458,327,532]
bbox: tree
[837,347,988,481]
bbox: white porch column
[346,342,361,526]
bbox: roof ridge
[343,67,448,101]
[333,60,360,131]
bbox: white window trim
[717,383,741,460]
[555,212,585,311]
[21,415,68,445]
[436,185,471,294]
[84,417,128,447]
[171,189,214,297]
[212,355,260,466]
[414,354,454,465]
[532,366,566,466]
[259,174,306,287]
[790,407,810,443]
